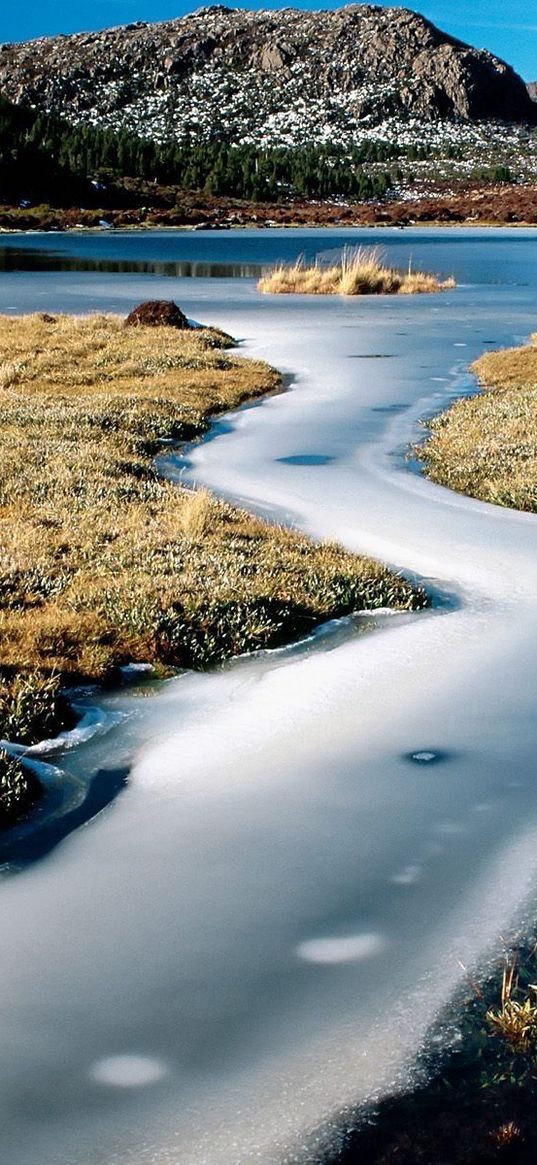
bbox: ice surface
[296,934,387,964]
[89,1056,169,1088]
[1,229,537,1164]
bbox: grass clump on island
[0,310,428,826]
[418,332,537,510]
[258,246,456,296]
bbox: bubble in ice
[405,750,450,766]
[276,454,335,466]
[296,933,385,965]
[435,820,466,836]
[89,1055,168,1088]
[390,864,422,886]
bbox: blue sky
[0,1,535,79]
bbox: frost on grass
[417,333,537,511]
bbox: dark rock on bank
[125,300,190,329]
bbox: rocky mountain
[0,5,535,149]
[528,82,537,102]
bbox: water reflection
[0,247,263,278]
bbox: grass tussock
[417,332,537,510]
[179,487,212,538]
[479,946,537,1090]
[258,246,456,297]
[0,673,71,745]
[0,312,428,821]
[0,749,42,828]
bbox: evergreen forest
[0,95,419,205]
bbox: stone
[124,300,190,329]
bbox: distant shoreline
[4,220,537,235]
[2,184,537,234]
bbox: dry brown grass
[258,246,455,297]
[489,1122,522,1150]
[179,487,213,537]
[0,311,428,822]
[486,958,536,1054]
[417,333,537,510]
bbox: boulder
[125,300,190,328]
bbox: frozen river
[1,228,537,1164]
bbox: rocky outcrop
[0,6,535,147]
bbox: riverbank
[0,309,428,827]
[2,183,537,233]
[331,936,537,1165]
[417,333,537,511]
[333,332,537,1165]
[4,230,537,1165]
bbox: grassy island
[418,333,537,511]
[258,248,456,297]
[0,310,428,826]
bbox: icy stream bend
[2,230,537,1165]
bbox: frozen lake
[1,228,537,1164]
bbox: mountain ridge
[0,5,535,149]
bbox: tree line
[0,94,430,205]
